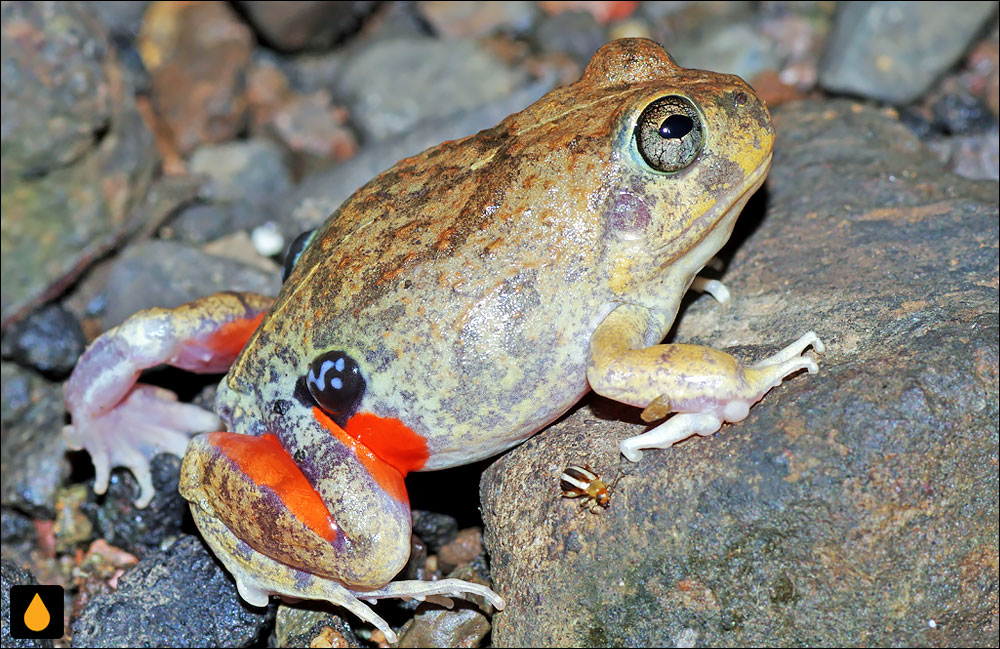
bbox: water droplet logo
[9,585,64,639]
[24,592,51,631]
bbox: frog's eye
[282,229,316,283]
[634,96,703,173]
[305,351,365,418]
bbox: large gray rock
[99,239,281,329]
[481,99,998,647]
[334,37,527,141]
[0,1,157,330]
[819,1,998,104]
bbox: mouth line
[653,153,773,264]
[704,153,772,226]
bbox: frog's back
[235,38,774,467]
[271,106,618,465]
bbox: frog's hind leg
[63,292,273,506]
[191,502,502,644]
[184,437,504,646]
[188,504,406,643]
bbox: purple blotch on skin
[607,189,651,240]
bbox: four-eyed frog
[64,39,823,642]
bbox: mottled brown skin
[224,38,775,472]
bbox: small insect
[559,465,618,513]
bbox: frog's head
[582,39,776,312]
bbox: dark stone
[70,535,272,647]
[0,509,39,575]
[931,88,998,135]
[411,510,459,554]
[1,560,53,648]
[80,454,189,557]
[0,365,70,518]
[1,305,86,379]
[237,0,377,52]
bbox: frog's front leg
[179,414,503,644]
[63,292,273,505]
[588,304,824,462]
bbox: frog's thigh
[188,503,412,642]
[180,430,503,643]
[63,291,274,505]
[189,506,502,645]
[587,305,823,461]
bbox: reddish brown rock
[139,1,254,154]
[237,1,375,52]
[437,527,484,573]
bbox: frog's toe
[64,384,218,506]
[358,578,505,612]
[741,332,824,406]
[620,413,723,462]
[752,330,824,368]
[690,276,731,303]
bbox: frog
[63,38,823,643]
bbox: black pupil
[658,114,693,139]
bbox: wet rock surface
[482,100,998,646]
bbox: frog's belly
[417,378,591,470]
[360,334,593,470]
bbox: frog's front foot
[618,331,825,462]
[64,384,219,506]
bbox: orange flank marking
[204,312,266,359]
[207,431,339,543]
[344,412,429,475]
[312,408,424,504]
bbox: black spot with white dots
[303,350,365,424]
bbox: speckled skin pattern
[66,39,802,640]
[194,36,775,596]
[225,37,773,466]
